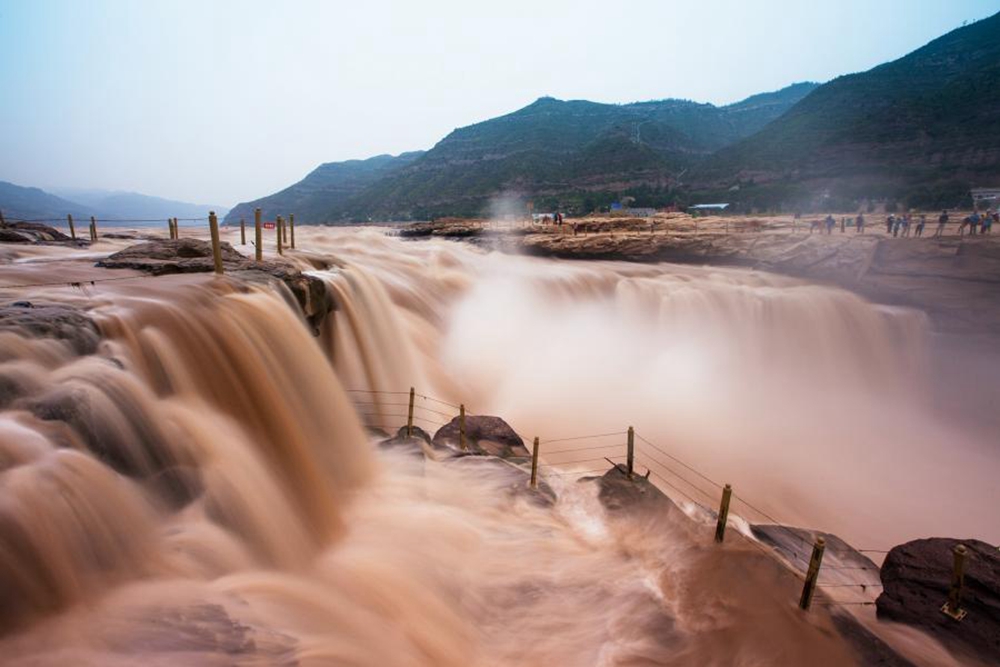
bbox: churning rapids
[0,226,996,666]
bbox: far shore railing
[347,386,979,619]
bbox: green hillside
[227,83,816,222]
[224,152,424,224]
[693,12,1000,211]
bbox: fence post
[942,544,968,620]
[290,213,295,249]
[254,208,262,261]
[714,483,732,543]
[459,404,467,450]
[208,211,224,275]
[276,215,284,255]
[66,214,76,240]
[627,426,634,478]
[406,387,415,438]
[240,217,246,245]
[799,536,826,611]
[90,216,98,242]
[173,218,179,239]
[0,209,4,226]
[530,436,540,487]
[166,218,172,239]
[282,214,288,245]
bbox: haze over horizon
[1,0,996,206]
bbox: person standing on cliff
[935,210,949,236]
[856,212,866,234]
[886,214,895,235]
[825,214,835,234]
[915,214,926,237]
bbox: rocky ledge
[0,221,89,246]
[97,238,334,330]
[877,538,1000,663]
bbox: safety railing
[343,386,982,615]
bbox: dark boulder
[752,525,881,585]
[97,239,335,330]
[0,302,101,355]
[379,425,433,458]
[0,222,86,246]
[97,238,246,275]
[432,415,529,458]
[876,538,1000,663]
[597,464,677,513]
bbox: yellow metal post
[459,404,467,450]
[714,484,732,542]
[799,537,826,610]
[942,544,968,620]
[406,387,415,438]
[254,208,262,261]
[530,436,540,488]
[627,426,634,477]
[208,211,224,275]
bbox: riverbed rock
[0,302,101,355]
[876,538,1000,663]
[97,239,335,330]
[597,464,677,513]
[97,238,246,274]
[432,415,529,458]
[752,524,882,585]
[0,221,86,246]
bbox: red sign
[263,222,276,229]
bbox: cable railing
[343,386,942,613]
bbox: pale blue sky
[0,0,996,206]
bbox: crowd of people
[798,209,998,237]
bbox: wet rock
[108,602,297,660]
[378,425,433,458]
[445,454,557,507]
[829,610,918,667]
[752,525,881,584]
[97,239,335,330]
[597,464,677,513]
[97,238,246,275]
[876,538,1000,663]
[432,415,529,458]
[0,302,101,355]
[0,221,87,246]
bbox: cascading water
[0,226,993,665]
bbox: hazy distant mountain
[692,12,1000,210]
[224,152,424,225]
[0,181,91,221]
[49,188,228,221]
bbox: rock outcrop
[0,302,101,355]
[432,415,529,458]
[876,538,1000,663]
[97,239,335,330]
[597,464,676,513]
[0,221,87,246]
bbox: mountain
[228,84,816,222]
[0,181,91,221]
[223,152,424,224]
[693,12,1000,210]
[49,188,228,221]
